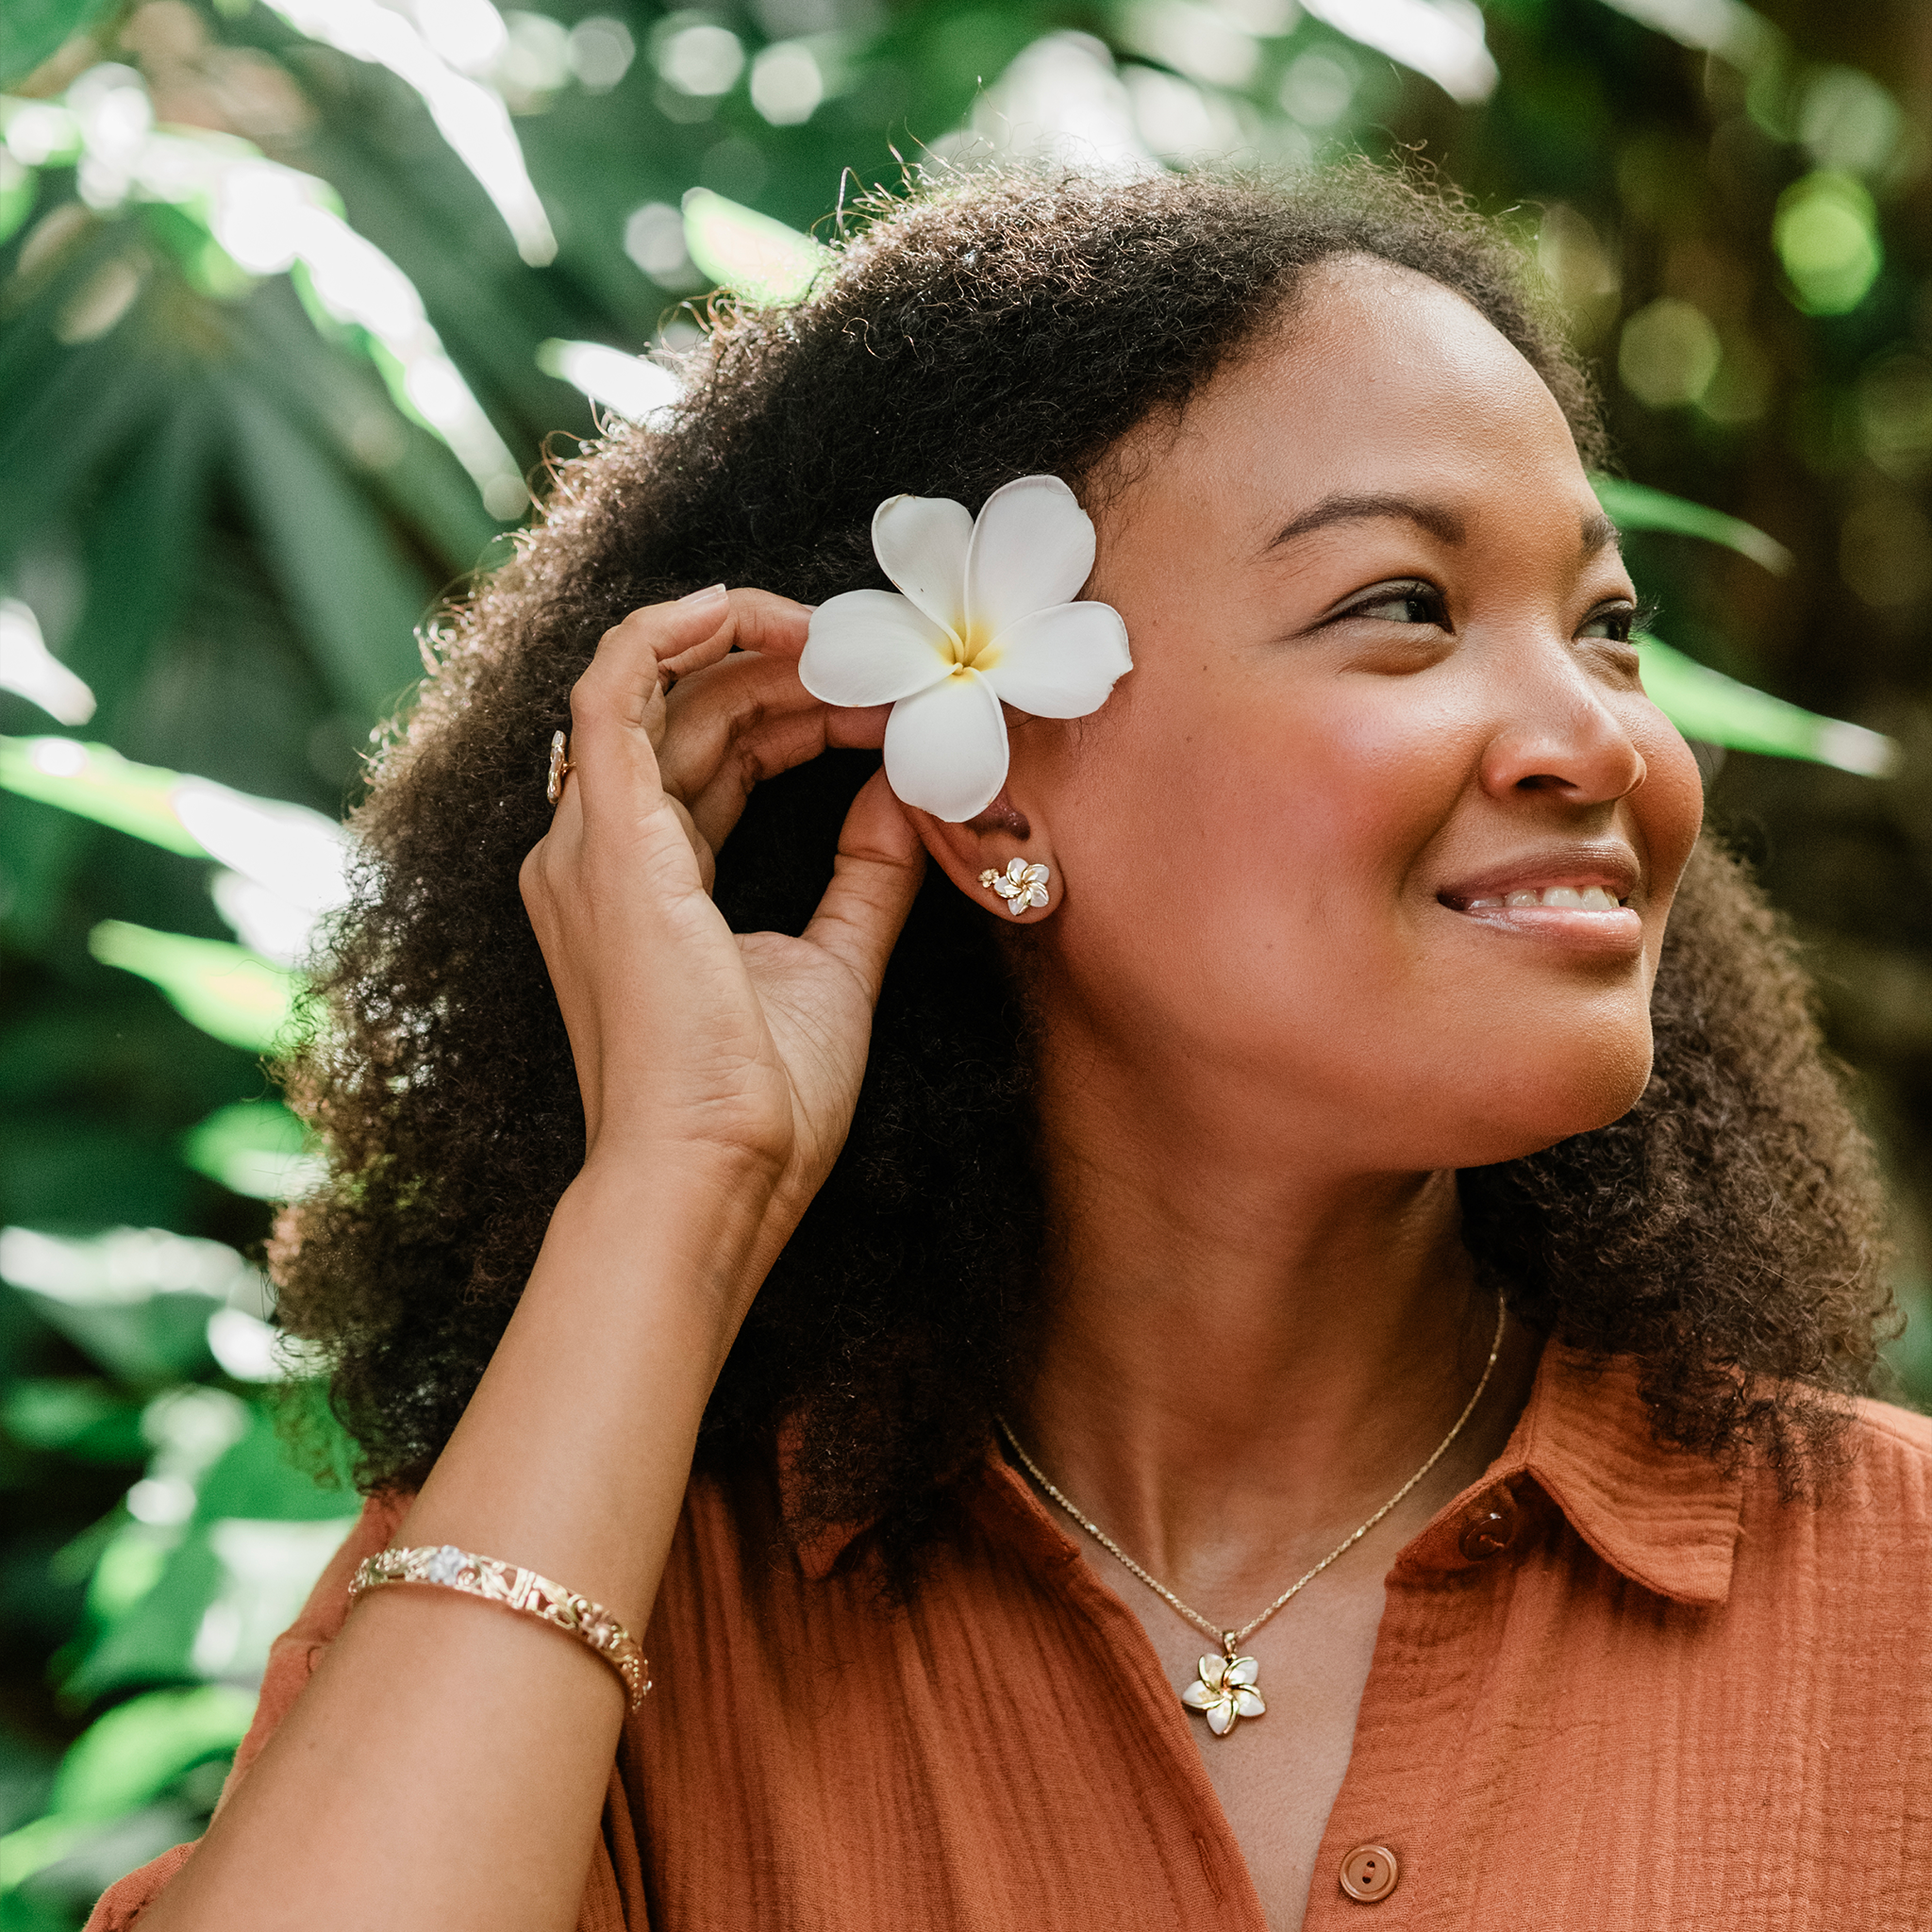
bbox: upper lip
[1437,841,1641,908]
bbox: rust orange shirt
[91,1344,1932,1929]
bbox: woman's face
[1011,256,1704,1172]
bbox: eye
[1337,579,1446,626]
[1577,600,1642,643]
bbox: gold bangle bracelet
[348,1543,651,1711]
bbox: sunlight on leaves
[1640,636,1898,776]
[681,187,831,306]
[87,924,299,1056]
[1592,476,1794,575]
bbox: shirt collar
[1474,1340,1745,1607]
[790,1339,1746,1606]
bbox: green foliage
[0,2,114,92]
[1591,478,1794,576]
[0,1216,357,1921]
[84,925,296,1056]
[1774,171,1883,316]
[1639,638,1898,776]
[1,0,1929,1924]
[0,742,201,858]
[180,1102,320,1205]
[681,188,831,305]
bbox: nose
[1477,643,1647,808]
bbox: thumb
[800,769,925,1003]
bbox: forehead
[1115,257,1589,527]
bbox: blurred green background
[1,0,1928,1920]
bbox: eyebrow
[1268,494,1626,562]
[1578,508,1622,558]
[1269,493,1466,549]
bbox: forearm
[139,1157,774,1932]
[401,1151,774,1628]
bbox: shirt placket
[1301,1478,1528,1930]
[974,1465,1273,1930]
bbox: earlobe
[906,787,1060,922]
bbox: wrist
[557,1145,782,1318]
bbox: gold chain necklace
[996,1295,1506,1740]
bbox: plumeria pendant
[1180,1645,1266,1737]
[980,857,1050,916]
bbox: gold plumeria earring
[979,857,1050,916]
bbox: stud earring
[979,857,1050,916]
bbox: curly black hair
[273,162,1892,1576]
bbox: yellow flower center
[945,620,999,675]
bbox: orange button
[1339,1843,1399,1903]
[1457,1484,1520,1562]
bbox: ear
[906,785,1060,924]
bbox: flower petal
[1179,1681,1213,1710]
[965,475,1096,637]
[1197,1655,1228,1691]
[882,669,1009,822]
[1234,1688,1266,1718]
[1023,885,1047,909]
[1225,1656,1259,1688]
[1005,858,1028,881]
[979,601,1133,720]
[800,591,955,707]
[1205,1700,1236,1737]
[873,493,973,637]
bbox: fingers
[657,651,817,802]
[659,650,890,855]
[800,769,926,1004]
[560,584,887,880]
[558,589,813,875]
[569,588,812,751]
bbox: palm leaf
[1593,477,1794,575]
[1640,637,1897,776]
[63,383,223,739]
[0,737,204,853]
[682,190,833,307]
[87,922,298,1054]
[223,382,435,721]
[0,1687,257,1890]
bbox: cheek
[1041,667,1690,1169]
[1634,721,1707,933]
[1078,654,1460,903]
[1055,672,1460,1023]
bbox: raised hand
[518,584,924,1280]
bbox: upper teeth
[1464,886,1622,910]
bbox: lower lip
[1443,902,1645,957]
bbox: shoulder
[1733,1394,1932,1582]
[1837,1393,1932,1510]
[1848,1391,1932,1458]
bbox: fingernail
[679,583,727,608]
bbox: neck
[1015,1039,1528,1601]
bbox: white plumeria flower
[798,475,1133,821]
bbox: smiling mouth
[1437,877,1643,954]
[1453,884,1627,912]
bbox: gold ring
[546,729,573,806]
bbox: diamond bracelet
[348,1543,651,1711]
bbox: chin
[1444,1039,1656,1169]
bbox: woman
[95,166,1924,1932]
